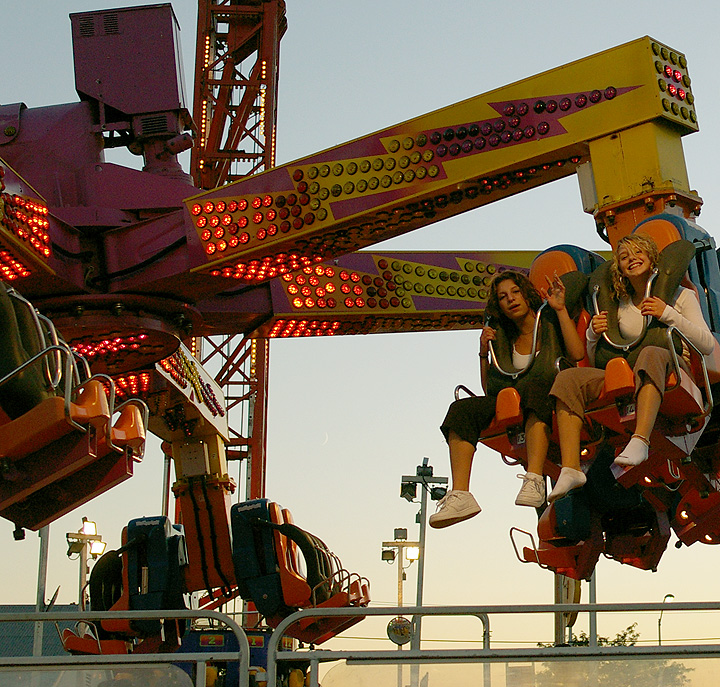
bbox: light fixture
[430,486,447,501]
[89,540,107,557]
[80,518,97,536]
[66,517,106,559]
[658,593,675,646]
[382,549,396,562]
[400,481,416,502]
[394,528,408,541]
[406,546,420,561]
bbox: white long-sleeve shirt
[586,287,716,363]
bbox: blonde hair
[611,233,659,301]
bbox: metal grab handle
[486,302,546,379]
[501,454,522,466]
[591,269,658,351]
[509,526,549,570]
[454,384,477,401]
[664,460,683,489]
[665,326,714,421]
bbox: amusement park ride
[2,0,720,664]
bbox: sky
[4,0,720,657]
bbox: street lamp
[658,593,675,646]
[399,457,448,652]
[66,517,106,608]
[381,529,420,608]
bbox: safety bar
[36,313,63,388]
[665,326,714,421]
[591,269,657,351]
[6,288,63,391]
[486,302,546,379]
[0,345,87,430]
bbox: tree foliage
[533,623,693,687]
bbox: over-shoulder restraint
[590,240,695,370]
[486,271,588,397]
[0,282,54,418]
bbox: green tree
[534,624,692,687]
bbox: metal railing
[267,601,720,687]
[5,602,720,687]
[0,609,249,687]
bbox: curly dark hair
[485,270,542,335]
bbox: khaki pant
[549,346,677,418]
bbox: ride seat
[0,378,109,462]
[232,499,370,645]
[59,624,130,655]
[477,387,524,457]
[107,401,148,460]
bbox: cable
[200,477,234,596]
[187,478,214,598]
[100,236,187,281]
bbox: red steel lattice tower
[191,0,286,499]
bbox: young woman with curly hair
[549,234,714,501]
[431,270,585,528]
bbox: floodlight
[430,486,447,501]
[89,540,107,557]
[80,517,97,536]
[400,481,417,502]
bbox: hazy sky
[4,0,720,652]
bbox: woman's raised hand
[640,296,667,319]
[479,325,497,355]
[543,271,566,311]
[591,311,609,335]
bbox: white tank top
[512,346,534,368]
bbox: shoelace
[435,491,458,510]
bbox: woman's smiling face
[617,244,653,280]
[496,278,531,321]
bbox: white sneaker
[428,490,481,529]
[515,473,546,507]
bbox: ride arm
[183,37,699,292]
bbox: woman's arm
[661,288,716,355]
[544,273,586,362]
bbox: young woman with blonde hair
[548,233,715,501]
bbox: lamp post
[399,457,448,651]
[66,517,106,608]
[658,593,674,646]
[381,528,420,609]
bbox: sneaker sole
[429,507,481,529]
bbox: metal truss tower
[192,0,286,499]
